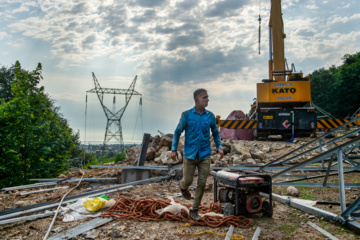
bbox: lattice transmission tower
[86,72,142,152]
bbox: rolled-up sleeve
[171,112,186,151]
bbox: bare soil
[1,137,360,240]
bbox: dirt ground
[1,137,360,240]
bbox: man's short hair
[193,88,207,100]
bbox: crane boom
[269,0,286,81]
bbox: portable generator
[213,170,273,217]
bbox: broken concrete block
[146,146,156,160]
[155,151,182,165]
[287,186,300,197]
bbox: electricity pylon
[87,72,141,152]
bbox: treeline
[310,52,360,118]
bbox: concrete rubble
[125,134,309,167]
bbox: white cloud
[0,32,7,40]
[11,2,36,13]
[305,4,318,10]
[350,13,360,20]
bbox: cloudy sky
[1,0,359,144]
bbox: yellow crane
[217,0,359,140]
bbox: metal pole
[252,227,261,240]
[137,133,150,166]
[338,149,346,213]
[224,225,234,240]
[323,154,334,186]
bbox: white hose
[43,170,85,240]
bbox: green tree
[0,61,75,188]
[310,52,360,118]
[0,65,16,102]
[336,53,360,117]
[310,66,340,116]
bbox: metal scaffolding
[258,116,360,232]
[86,73,141,151]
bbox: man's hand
[218,149,224,159]
[171,150,178,161]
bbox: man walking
[171,88,223,221]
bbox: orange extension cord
[100,197,253,228]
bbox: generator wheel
[222,202,234,217]
[262,200,273,217]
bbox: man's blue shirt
[171,107,222,160]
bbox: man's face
[195,92,209,108]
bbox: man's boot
[179,183,192,200]
[189,207,201,222]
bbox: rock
[262,145,271,153]
[159,135,172,148]
[233,158,243,165]
[272,143,286,150]
[15,201,31,207]
[211,147,217,155]
[287,186,300,197]
[231,142,251,160]
[246,158,256,165]
[165,133,174,138]
[157,146,170,157]
[85,229,100,239]
[177,137,185,154]
[214,160,224,167]
[221,158,229,165]
[151,135,161,149]
[51,227,62,233]
[103,162,115,166]
[154,157,161,164]
[205,183,213,191]
[250,149,265,160]
[109,231,122,238]
[222,142,231,154]
[58,174,66,178]
[155,151,182,165]
[126,146,141,165]
[231,154,244,165]
[254,158,262,164]
[146,147,156,160]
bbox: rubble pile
[125,134,316,166]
